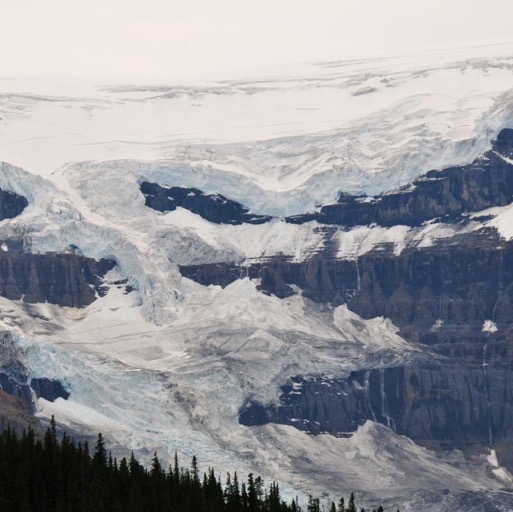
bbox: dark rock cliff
[0,188,28,221]
[30,378,70,402]
[0,252,115,307]
[240,360,513,451]
[0,374,69,406]
[0,189,122,430]
[0,372,33,405]
[142,128,513,229]
[194,227,513,458]
[141,182,272,225]
[181,228,512,355]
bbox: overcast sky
[2,0,513,78]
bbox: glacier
[2,41,513,510]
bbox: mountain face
[172,129,513,465]
[3,45,513,511]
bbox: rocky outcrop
[142,128,513,230]
[0,390,45,437]
[0,331,70,416]
[0,374,68,407]
[181,228,513,357]
[176,130,513,465]
[0,252,115,307]
[224,226,513,461]
[195,226,513,459]
[287,128,513,227]
[492,127,513,159]
[141,182,272,225]
[180,262,250,288]
[0,188,28,221]
[0,372,33,405]
[240,359,513,451]
[30,378,70,402]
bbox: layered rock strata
[176,130,513,465]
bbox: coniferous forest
[0,418,391,512]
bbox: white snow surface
[2,42,513,508]
[3,42,513,215]
[482,320,499,333]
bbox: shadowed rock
[240,362,513,451]
[0,390,45,437]
[0,252,115,307]
[30,378,70,402]
[0,188,28,221]
[141,182,273,225]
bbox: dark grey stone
[0,188,28,221]
[141,182,273,225]
[30,378,70,402]
[0,252,115,307]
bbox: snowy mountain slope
[2,42,513,510]
[2,42,513,214]
[8,293,509,511]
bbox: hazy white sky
[2,0,513,78]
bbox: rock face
[30,378,70,402]
[141,182,273,225]
[0,374,69,406]
[0,390,45,437]
[0,372,33,405]
[181,228,512,355]
[0,188,28,221]
[180,130,513,464]
[232,228,513,456]
[143,129,513,229]
[240,360,513,451]
[0,331,70,420]
[287,128,513,227]
[0,251,115,307]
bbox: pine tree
[307,495,320,512]
[247,473,259,512]
[267,481,281,512]
[191,455,199,483]
[226,471,242,512]
[347,492,357,512]
[93,433,107,466]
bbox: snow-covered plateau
[3,42,513,510]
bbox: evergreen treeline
[0,418,390,512]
